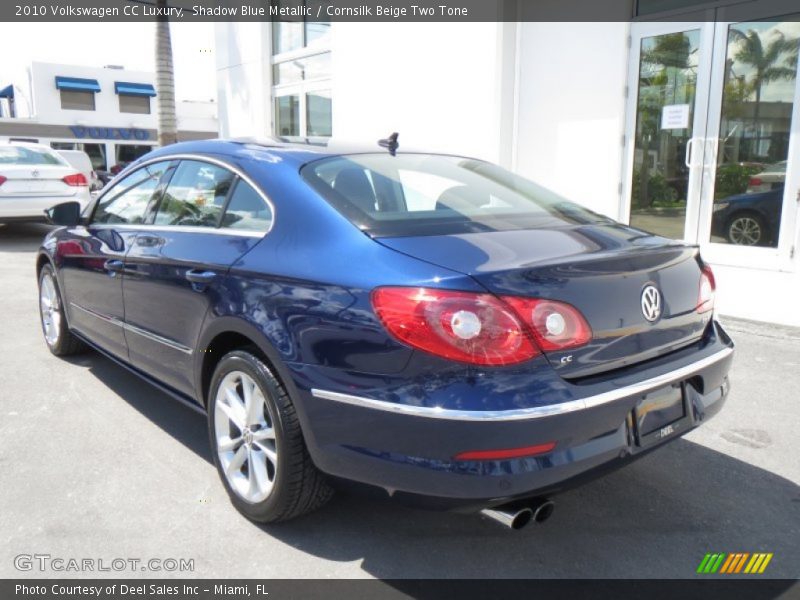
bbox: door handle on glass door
[685,137,697,168]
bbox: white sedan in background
[0,142,91,224]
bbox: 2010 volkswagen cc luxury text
[37,138,733,529]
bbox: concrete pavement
[1,223,798,580]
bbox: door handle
[104,259,124,275]
[185,269,217,289]
[136,234,164,248]
[685,137,697,168]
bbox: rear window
[0,145,68,166]
[301,153,609,237]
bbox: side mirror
[44,201,82,227]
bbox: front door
[624,15,800,270]
[60,160,172,359]
[122,159,270,397]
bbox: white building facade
[215,0,800,326]
[0,62,218,171]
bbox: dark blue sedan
[711,188,784,247]
[37,138,734,529]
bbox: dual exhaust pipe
[480,498,555,530]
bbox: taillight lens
[62,173,88,187]
[371,287,539,366]
[0,175,6,186]
[503,297,592,352]
[697,265,716,313]
[748,177,763,188]
[371,287,593,365]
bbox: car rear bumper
[289,321,734,511]
[0,194,88,220]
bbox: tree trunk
[155,1,178,147]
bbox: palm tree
[155,0,178,146]
[733,29,798,131]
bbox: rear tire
[38,264,86,356]
[208,350,333,522]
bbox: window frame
[59,89,96,111]
[118,93,151,114]
[149,159,238,229]
[88,160,176,226]
[87,155,276,238]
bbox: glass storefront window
[709,21,799,247]
[306,90,332,137]
[273,53,331,85]
[275,95,300,137]
[271,1,331,55]
[629,30,701,239]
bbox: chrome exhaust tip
[531,499,555,523]
[480,506,534,530]
[480,499,554,530]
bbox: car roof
[1,140,61,153]
[136,137,429,168]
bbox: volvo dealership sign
[68,126,150,141]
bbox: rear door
[122,158,272,396]
[59,160,173,359]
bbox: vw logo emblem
[31,169,40,178]
[641,285,662,322]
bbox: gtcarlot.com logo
[697,552,773,574]
[14,554,194,573]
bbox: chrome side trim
[69,302,193,355]
[122,321,194,355]
[310,347,733,421]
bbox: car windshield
[301,153,610,237]
[0,145,68,166]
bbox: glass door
[624,18,800,271]
[699,18,800,270]
[622,22,716,240]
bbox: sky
[0,22,216,103]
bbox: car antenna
[378,132,399,156]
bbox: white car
[0,142,91,223]
[56,149,103,192]
[747,160,787,193]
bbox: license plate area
[633,383,688,449]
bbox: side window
[92,161,170,224]
[221,180,273,233]
[154,160,235,227]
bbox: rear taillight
[748,177,763,188]
[503,297,592,352]
[371,287,593,365]
[697,265,716,314]
[62,173,88,187]
[0,175,6,186]
[371,287,539,366]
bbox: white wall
[215,22,271,138]
[331,22,504,162]
[514,22,630,218]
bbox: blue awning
[114,82,157,97]
[0,85,13,98]
[55,76,101,92]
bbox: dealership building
[0,62,217,171]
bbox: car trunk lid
[377,224,710,378]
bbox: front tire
[208,350,333,522]
[38,264,86,356]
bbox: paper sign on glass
[661,104,690,130]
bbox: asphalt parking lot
[1,222,798,580]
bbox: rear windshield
[0,145,68,166]
[301,153,610,237]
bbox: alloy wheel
[214,370,278,503]
[39,273,61,347]
[728,216,762,246]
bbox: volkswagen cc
[37,138,734,528]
